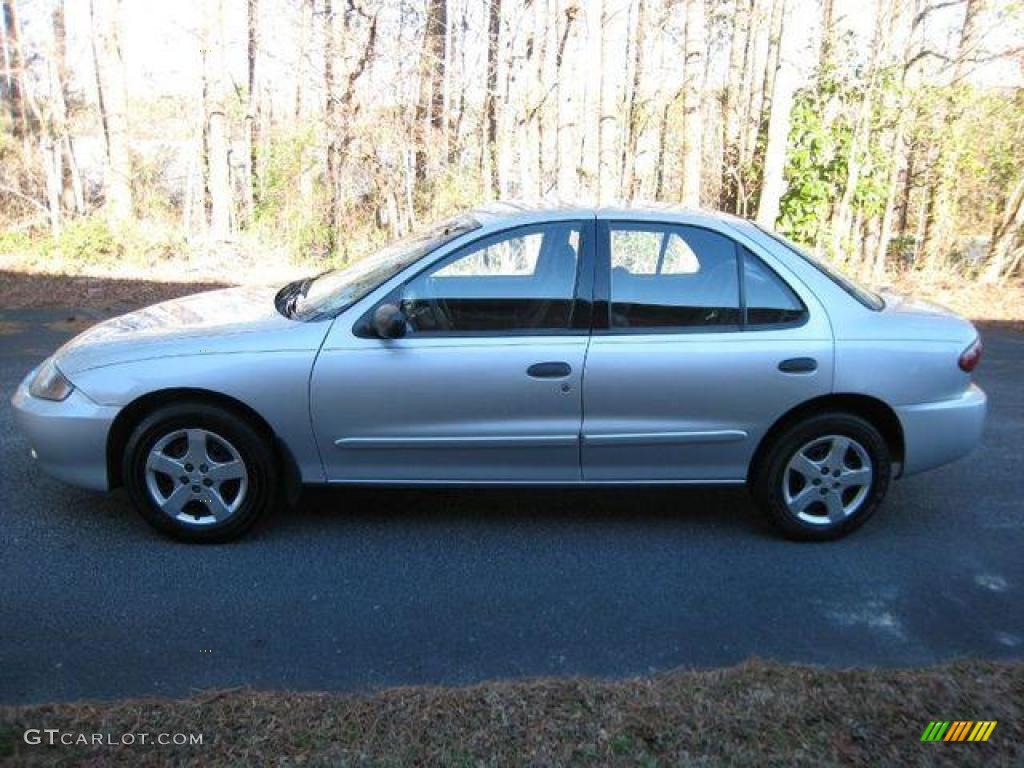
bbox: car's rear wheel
[752,412,891,541]
[123,402,278,542]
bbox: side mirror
[372,303,407,339]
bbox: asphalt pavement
[1,308,1022,704]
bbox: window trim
[739,246,809,331]
[753,224,884,311]
[354,219,596,339]
[595,219,808,335]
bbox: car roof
[467,199,747,230]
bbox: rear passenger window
[742,249,806,325]
[609,224,741,329]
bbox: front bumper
[896,383,987,477]
[11,369,120,491]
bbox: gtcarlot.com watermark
[24,728,203,747]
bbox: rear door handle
[527,362,572,378]
[778,357,818,373]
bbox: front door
[581,219,834,482]
[311,219,594,482]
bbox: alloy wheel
[782,434,873,525]
[144,428,248,526]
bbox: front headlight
[29,358,75,401]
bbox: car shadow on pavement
[254,484,769,542]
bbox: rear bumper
[896,383,987,477]
[11,369,119,491]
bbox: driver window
[400,223,582,333]
[609,223,740,329]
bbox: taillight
[958,337,983,372]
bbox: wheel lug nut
[812,479,821,486]
[191,484,200,493]
[200,464,208,473]
[820,467,829,475]
[833,469,841,477]
[203,478,213,487]
[180,476,189,485]
[185,464,194,472]
[819,488,828,495]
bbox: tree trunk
[818,0,835,72]
[484,0,502,197]
[872,0,920,279]
[738,0,769,214]
[758,0,784,137]
[831,0,887,260]
[40,137,61,235]
[755,0,792,228]
[414,0,447,183]
[2,0,30,152]
[244,0,258,220]
[721,0,752,210]
[51,1,85,216]
[89,0,133,223]
[451,2,470,164]
[680,0,705,206]
[980,173,1024,283]
[554,1,578,199]
[205,0,231,239]
[324,0,339,246]
[582,0,604,200]
[622,0,647,201]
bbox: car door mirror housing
[372,303,407,339]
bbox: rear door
[581,218,834,482]
[310,218,596,483]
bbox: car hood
[54,285,330,375]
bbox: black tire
[123,402,278,543]
[751,412,891,541]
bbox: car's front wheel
[752,412,891,541]
[123,402,278,542]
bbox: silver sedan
[12,204,987,542]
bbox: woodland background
[1,0,1022,306]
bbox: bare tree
[2,0,30,151]
[755,0,792,228]
[981,172,1024,283]
[871,0,921,279]
[621,0,647,201]
[921,0,987,268]
[680,0,705,206]
[721,0,751,210]
[89,0,133,222]
[484,0,502,197]
[244,0,259,220]
[831,0,888,260]
[48,1,84,217]
[204,0,231,239]
[414,0,448,182]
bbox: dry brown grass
[881,270,1024,328]
[1,660,1021,767]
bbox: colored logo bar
[921,721,997,742]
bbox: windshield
[277,215,481,321]
[753,225,885,311]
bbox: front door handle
[778,357,818,373]
[527,361,572,378]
